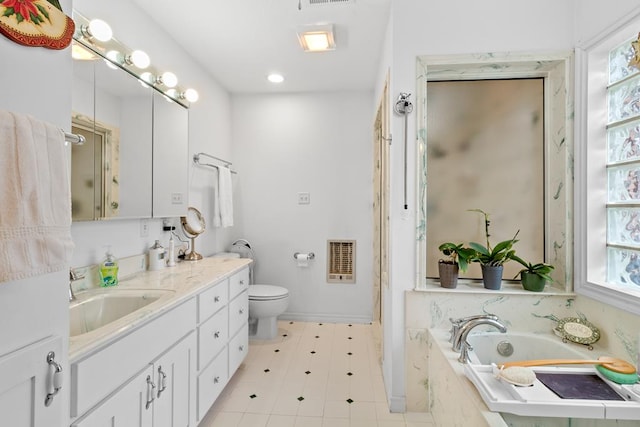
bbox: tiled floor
[200,321,435,427]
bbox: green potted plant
[510,254,555,292]
[437,242,475,288]
[468,209,519,290]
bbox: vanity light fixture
[80,18,113,43]
[73,10,199,107]
[71,42,95,60]
[267,73,285,83]
[297,24,335,52]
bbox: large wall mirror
[70,13,190,221]
[415,52,574,291]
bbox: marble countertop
[69,257,252,362]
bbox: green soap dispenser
[99,247,119,287]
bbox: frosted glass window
[606,36,640,288]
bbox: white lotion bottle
[167,234,176,267]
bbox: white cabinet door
[72,366,154,427]
[153,333,196,427]
[0,336,63,427]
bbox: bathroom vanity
[68,257,251,426]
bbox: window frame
[576,12,640,316]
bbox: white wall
[70,0,238,268]
[231,92,374,323]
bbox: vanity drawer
[228,290,248,336]
[229,323,249,375]
[229,268,249,299]
[198,279,228,323]
[198,307,228,370]
[197,348,228,422]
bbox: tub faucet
[449,314,499,344]
[453,318,507,364]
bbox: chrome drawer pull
[44,351,63,407]
[239,345,245,352]
[146,375,156,409]
[157,366,167,398]
[239,308,244,315]
[214,296,220,303]
[213,376,220,384]
[239,280,245,285]
[214,331,220,339]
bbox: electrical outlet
[298,192,310,205]
[140,219,149,237]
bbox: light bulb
[183,88,199,103]
[158,71,177,88]
[87,19,112,42]
[165,88,179,98]
[104,51,119,70]
[140,72,155,84]
[128,50,150,69]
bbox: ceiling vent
[308,0,354,5]
[327,240,356,283]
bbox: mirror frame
[415,51,574,291]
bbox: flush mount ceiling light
[297,24,335,52]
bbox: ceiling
[131,0,391,94]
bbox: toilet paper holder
[293,252,315,260]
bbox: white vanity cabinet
[70,298,197,426]
[196,267,249,422]
[0,336,65,427]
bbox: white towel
[216,166,234,228]
[0,110,74,283]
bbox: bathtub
[461,331,640,423]
[465,331,590,365]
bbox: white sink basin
[70,289,174,337]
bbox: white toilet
[213,246,289,340]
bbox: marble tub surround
[69,256,252,361]
[404,289,640,414]
[427,329,507,427]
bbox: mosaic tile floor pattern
[200,321,434,427]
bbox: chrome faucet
[69,268,85,302]
[453,318,507,364]
[449,314,499,344]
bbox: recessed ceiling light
[268,73,285,83]
[297,24,335,52]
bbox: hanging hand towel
[218,166,234,228]
[0,110,74,283]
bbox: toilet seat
[248,284,289,301]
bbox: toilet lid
[249,284,289,300]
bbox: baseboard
[279,312,372,325]
[389,395,406,413]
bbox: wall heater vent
[327,240,355,283]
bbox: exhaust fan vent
[309,0,354,5]
[327,240,355,283]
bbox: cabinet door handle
[157,366,167,398]
[146,375,156,410]
[214,331,220,339]
[213,376,220,384]
[44,351,63,407]
[239,308,244,315]
[239,280,245,285]
[239,345,245,352]
[214,296,220,303]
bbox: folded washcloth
[216,166,233,228]
[0,110,74,283]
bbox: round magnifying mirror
[181,207,205,261]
